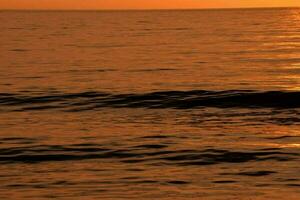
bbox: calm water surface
[1,8,300,199]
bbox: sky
[0,0,299,10]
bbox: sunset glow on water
[1,6,300,200]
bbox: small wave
[1,90,300,112]
[10,49,30,52]
[0,143,297,165]
[128,68,179,72]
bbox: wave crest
[1,90,300,111]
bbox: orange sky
[0,0,299,10]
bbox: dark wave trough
[1,90,300,111]
[0,142,298,165]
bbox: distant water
[1,8,300,199]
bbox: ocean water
[1,8,300,199]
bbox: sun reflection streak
[280,143,300,148]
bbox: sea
[0,8,300,199]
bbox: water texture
[1,8,300,199]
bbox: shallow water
[0,8,300,199]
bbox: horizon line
[0,6,299,12]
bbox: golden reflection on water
[0,8,300,92]
[1,8,300,200]
[282,143,300,148]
